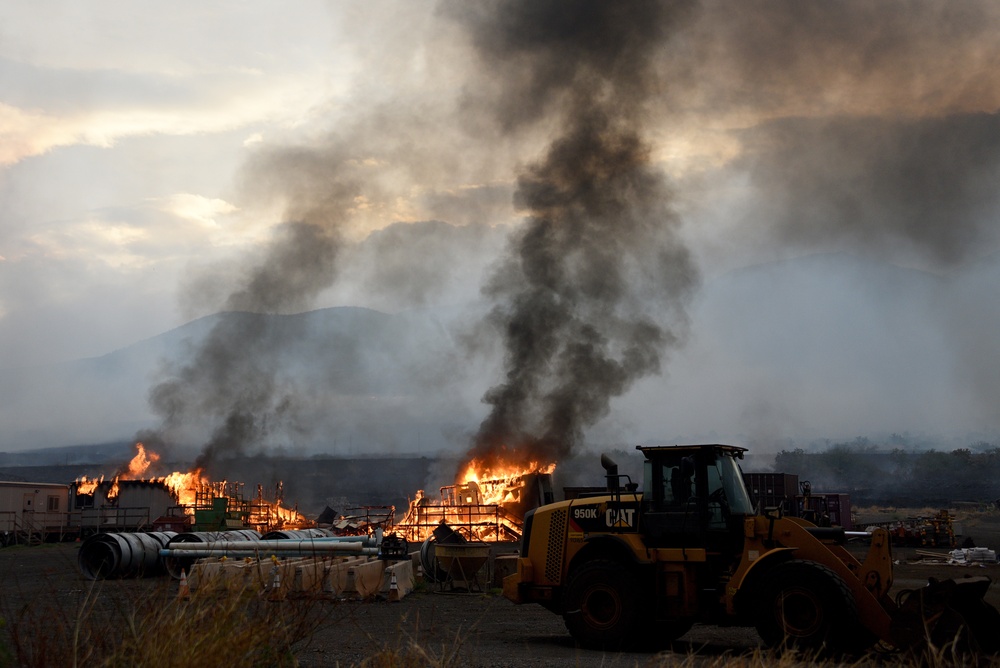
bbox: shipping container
[822,493,853,530]
[743,472,799,513]
[744,473,853,529]
[795,492,854,530]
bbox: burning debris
[74,443,311,533]
[396,460,554,542]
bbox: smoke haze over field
[2,1,1000,458]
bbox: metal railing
[77,506,152,532]
[0,510,79,545]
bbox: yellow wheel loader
[503,444,1000,654]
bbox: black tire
[754,560,866,654]
[563,559,641,649]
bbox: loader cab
[639,444,754,551]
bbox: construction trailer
[0,480,72,545]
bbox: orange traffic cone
[388,570,399,602]
[178,569,191,600]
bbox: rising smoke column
[447,1,700,470]
[141,158,351,471]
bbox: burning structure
[74,443,311,534]
[67,443,555,544]
[396,461,555,542]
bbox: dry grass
[3,559,1000,668]
[1,579,326,668]
[638,642,1000,668]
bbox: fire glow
[459,458,555,506]
[396,453,555,542]
[76,443,208,504]
[74,443,307,527]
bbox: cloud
[0,0,360,166]
[0,75,332,165]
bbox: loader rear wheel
[563,559,641,649]
[754,560,862,654]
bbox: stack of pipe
[159,540,379,558]
[158,535,381,563]
[163,530,262,578]
[78,529,386,580]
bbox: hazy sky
[3,2,1000,453]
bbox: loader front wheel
[563,559,641,649]
[755,560,859,653]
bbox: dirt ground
[3,537,1000,668]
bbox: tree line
[772,441,1000,506]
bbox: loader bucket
[890,576,1000,655]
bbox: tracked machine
[504,444,1000,654]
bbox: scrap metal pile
[864,509,957,548]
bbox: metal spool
[78,531,177,580]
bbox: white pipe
[183,540,369,551]
[159,546,379,558]
[269,535,380,545]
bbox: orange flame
[125,442,159,477]
[76,476,102,495]
[74,442,310,529]
[160,469,207,507]
[459,458,555,505]
[396,451,556,542]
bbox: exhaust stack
[600,453,619,493]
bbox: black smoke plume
[447,1,700,469]
[140,152,355,471]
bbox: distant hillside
[0,442,135,467]
[0,306,479,452]
[2,252,999,453]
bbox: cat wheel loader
[503,444,1000,654]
